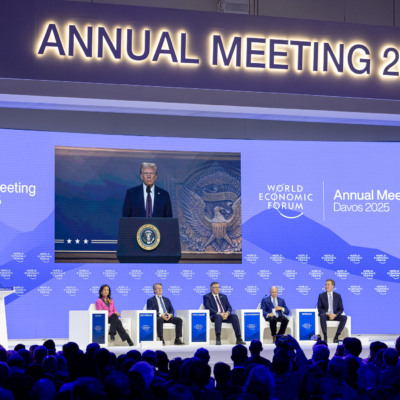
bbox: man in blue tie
[203,282,246,345]
[146,283,184,345]
[317,279,347,343]
[260,286,290,343]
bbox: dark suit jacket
[147,295,175,316]
[260,295,290,319]
[317,291,344,316]
[122,184,173,218]
[203,292,232,318]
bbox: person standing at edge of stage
[122,162,172,218]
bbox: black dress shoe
[110,334,115,341]
[236,338,246,345]
[174,338,184,345]
[323,334,328,342]
[333,336,339,343]
[127,338,134,346]
[159,337,165,345]
[216,337,222,345]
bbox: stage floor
[8,335,399,369]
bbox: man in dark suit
[203,282,246,345]
[146,283,184,345]
[122,162,173,218]
[260,286,290,343]
[317,279,347,343]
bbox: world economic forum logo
[302,323,312,331]
[387,270,400,280]
[374,285,389,295]
[259,184,314,219]
[361,270,376,279]
[374,254,388,264]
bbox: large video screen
[1,128,399,339]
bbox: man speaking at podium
[122,162,173,218]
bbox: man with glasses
[318,279,347,343]
[122,162,172,218]
[204,282,246,345]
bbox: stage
[8,335,399,369]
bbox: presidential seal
[179,164,241,253]
[136,224,161,251]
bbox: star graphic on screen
[75,239,80,244]
[67,239,72,244]
[84,239,89,244]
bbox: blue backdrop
[1,129,400,339]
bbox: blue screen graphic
[1,128,400,339]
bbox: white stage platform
[7,335,399,370]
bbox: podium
[0,287,15,349]
[117,217,181,263]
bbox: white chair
[89,304,132,346]
[143,304,176,344]
[257,303,294,344]
[322,312,352,341]
[199,304,236,344]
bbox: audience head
[357,364,380,391]
[0,362,10,386]
[328,356,347,382]
[383,348,398,368]
[86,343,100,360]
[272,348,291,375]
[343,337,362,357]
[43,340,56,356]
[0,347,7,363]
[368,341,388,362]
[17,349,31,367]
[130,361,155,388]
[181,357,210,389]
[31,378,56,400]
[62,342,80,365]
[312,344,330,363]
[141,350,157,367]
[33,346,48,365]
[73,376,106,400]
[13,344,25,353]
[167,384,195,400]
[231,344,248,366]
[214,362,231,384]
[169,357,183,381]
[249,340,263,355]
[243,365,275,400]
[155,350,169,373]
[42,355,57,376]
[126,350,141,362]
[104,372,129,400]
[194,348,210,365]
[395,335,400,355]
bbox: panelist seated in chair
[146,282,184,345]
[260,286,290,343]
[95,284,134,346]
[317,278,347,343]
[203,281,246,345]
